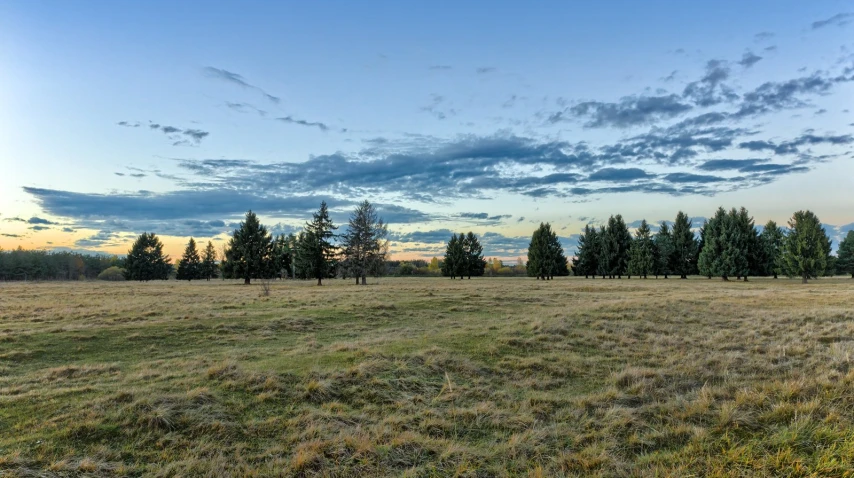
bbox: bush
[98,266,127,281]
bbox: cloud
[738,133,853,154]
[738,51,763,68]
[456,212,513,225]
[564,94,692,128]
[118,121,210,145]
[116,121,140,127]
[754,31,775,41]
[226,102,267,116]
[29,225,51,231]
[587,168,653,181]
[275,116,330,132]
[663,172,728,183]
[421,94,458,120]
[28,217,58,225]
[1,233,22,238]
[202,66,281,103]
[682,60,738,107]
[476,67,497,74]
[3,217,26,222]
[811,12,853,30]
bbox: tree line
[0,248,120,281]
[124,200,389,285]
[572,208,852,283]
[3,205,853,283]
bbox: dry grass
[1,277,853,476]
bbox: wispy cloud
[203,66,281,104]
[811,12,853,30]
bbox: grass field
[1,277,853,477]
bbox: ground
[1,277,853,477]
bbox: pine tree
[653,221,674,279]
[272,234,294,279]
[671,211,698,279]
[176,238,202,281]
[597,225,616,279]
[697,207,754,281]
[340,200,388,285]
[837,231,854,278]
[627,220,654,278]
[781,210,830,283]
[759,220,784,278]
[223,210,274,285]
[604,215,632,278]
[463,232,486,279]
[527,223,567,280]
[125,232,171,281]
[442,234,460,279]
[200,241,218,281]
[302,202,339,286]
[573,225,599,278]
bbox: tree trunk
[361,275,366,285]
[355,277,359,285]
[244,277,250,285]
[317,277,322,286]
[773,273,778,279]
[743,276,748,282]
[585,274,589,279]
[664,274,668,279]
[802,275,808,284]
[721,275,728,281]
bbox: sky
[1,0,853,260]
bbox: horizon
[2,1,853,261]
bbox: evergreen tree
[837,231,854,278]
[222,210,274,285]
[735,207,760,281]
[697,207,753,281]
[759,220,784,278]
[442,233,466,279]
[604,215,632,278]
[125,232,171,281]
[653,221,674,279]
[527,223,567,280]
[200,241,218,281]
[340,200,388,285]
[671,211,698,279]
[272,234,294,279]
[176,238,202,281]
[781,210,830,283]
[597,225,616,279]
[627,220,654,278]
[302,201,339,286]
[573,225,599,278]
[463,232,486,279]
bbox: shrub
[97,266,127,281]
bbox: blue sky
[1,1,853,259]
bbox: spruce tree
[527,223,567,280]
[604,215,632,278]
[442,233,460,279]
[653,221,674,279]
[125,232,171,281]
[597,225,616,279]
[464,232,486,278]
[697,207,754,281]
[836,231,854,278]
[303,201,339,286]
[759,220,784,278]
[781,210,830,283]
[176,238,202,281]
[573,225,599,278]
[671,211,698,279]
[200,241,218,281]
[223,210,274,285]
[272,234,294,279]
[340,201,388,285]
[627,220,654,278]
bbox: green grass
[1,277,854,476]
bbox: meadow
[1,277,853,477]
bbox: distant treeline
[3,204,852,284]
[0,248,121,281]
[570,208,854,283]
